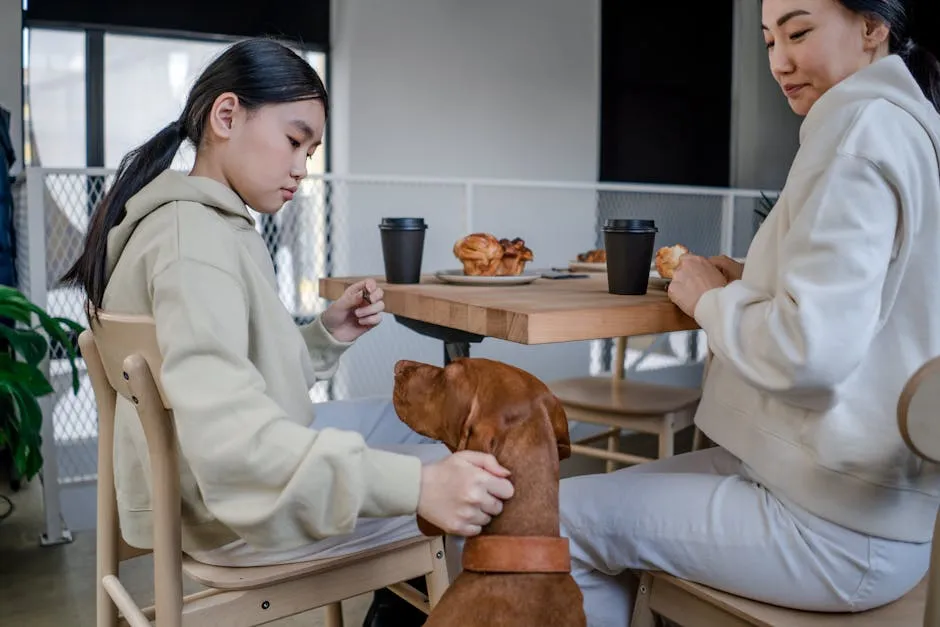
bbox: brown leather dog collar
[462,535,571,574]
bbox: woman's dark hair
[63,37,329,309]
[836,0,940,113]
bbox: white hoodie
[694,55,940,543]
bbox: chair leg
[632,572,659,627]
[324,602,344,627]
[426,537,450,609]
[692,427,706,452]
[658,415,675,459]
[606,430,620,473]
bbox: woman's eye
[765,40,774,50]
[790,28,811,41]
[288,137,301,148]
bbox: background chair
[550,336,702,472]
[80,310,449,627]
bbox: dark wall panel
[600,1,734,186]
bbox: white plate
[568,261,607,273]
[435,270,540,286]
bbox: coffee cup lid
[379,217,428,230]
[603,218,657,233]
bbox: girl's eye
[288,137,301,148]
[790,28,811,41]
[765,40,774,50]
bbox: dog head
[392,357,571,462]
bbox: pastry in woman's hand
[655,244,689,279]
[497,238,534,276]
[454,233,504,276]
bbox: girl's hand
[667,254,728,318]
[417,451,514,537]
[320,279,385,342]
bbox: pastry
[577,249,606,263]
[497,238,534,276]
[655,244,689,279]
[453,233,535,276]
[454,233,504,276]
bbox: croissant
[497,238,534,276]
[454,233,504,276]
[577,249,606,263]
[655,244,689,279]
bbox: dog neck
[482,421,561,538]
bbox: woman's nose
[769,45,794,77]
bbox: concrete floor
[0,430,690,626]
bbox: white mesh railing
[11,166,773,539]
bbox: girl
[65,38,514,572]
[558,1,940,625]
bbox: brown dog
[393,357,586,627]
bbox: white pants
[188,397,449,567]
[558,447,931,627]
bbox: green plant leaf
[0,323,49,367]
[0,381,44,480]
[0,354,54,397]
[0,300,35,326]
[0,287,83,479]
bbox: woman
[65,39,514,573]
[559,1,940,625]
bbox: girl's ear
[207,92,240,140]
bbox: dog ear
[547,394,571,461]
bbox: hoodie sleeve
[693,153,898,396]
[298,317,353,382]
[150,258,422,550]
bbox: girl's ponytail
[62,119,185,308]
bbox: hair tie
[899,37,917,58]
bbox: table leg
[444,341,471,365]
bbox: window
[23,28,86,167]
[104,34,229,170]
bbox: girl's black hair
[63,38,329,309]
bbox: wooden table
[319,274,697,361]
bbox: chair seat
[650,572,926,627]
[182,535,433,591]
[550,377,701,416]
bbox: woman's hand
[320,279,385,343]
[667,254,728,318]
[709,255,744,282]
[417,451,515,537]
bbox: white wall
[730,0,801,190]
[0,0,23,173]
[328,0,602,397]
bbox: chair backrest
[896,356,940,627]
[79,308,183,619]
[82,309,169,408]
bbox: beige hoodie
[102,170,422,553]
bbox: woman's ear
[861,17,890,53]
[207,92,240,141]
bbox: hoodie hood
[106,170,255,279]
[801,55,940,154]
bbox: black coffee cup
[603,219,658,295]
[379,217,428,284]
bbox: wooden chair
[631,355,940,627]
[549,336,702,472]
[79,310,449,627]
